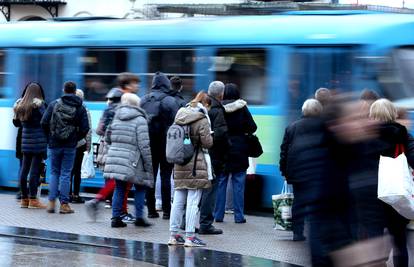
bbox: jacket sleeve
[244,107,257,134]
[209,108,228,146]
[198,118,213,149]
[40,102,54,135]
[136,117,154,181]
[279,126,292,179]
[77,106,90,141]
[96,109,111,136]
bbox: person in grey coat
[104,93,154,228]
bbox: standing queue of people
[13,71,258,248]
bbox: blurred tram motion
[1,11,414,208]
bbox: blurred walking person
[13,82,48,209]
[104,93,153,228]
[214,83,257,224]
[168,92,213,247]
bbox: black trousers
[70,144,86,196]
[146,136,172,215]
[199,177,219,230]
[19,153,42,199]
[292,183,305,236]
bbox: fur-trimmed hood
[223,99,247,113]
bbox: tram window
[388,48,414,101]
[147,49,195,102]
[0,51,6,98]
[212,49,266,105]
[80,49,127,101]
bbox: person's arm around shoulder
[136,116,154,183]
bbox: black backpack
[141,92,169,134]
[50,99,77,141]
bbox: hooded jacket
[173,106,213,189]
[41,94,90,149]
[103,105,154,187]
[222,99,257,172]
[13,98,48,155]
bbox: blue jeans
[214,171,246,222]
[48,147,76,204]
[112,180,146,219]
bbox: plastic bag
[272,181,293,230]
[81,152,95,179]
[378,153,414,220]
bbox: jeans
[48,147,76,204]
[214,171,246,222]
[112,180,146,219]
[170,189,202,237]
[199,175,220,230]
[70,144,86,196]
[225,178,233,210]
[19,153,43,199]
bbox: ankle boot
[28,199,47,209]
[59,203,75,214]
[21,198,29,208]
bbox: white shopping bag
[378,153,414,220]
[81,152,95,179]
[272,181,293,231]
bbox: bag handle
[281,181,292,194]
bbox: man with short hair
[41,81,89,214]
[170,76,186,108]
[199,81,229,235]
[117,72,140,94]
[314,87,331,107]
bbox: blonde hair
[302,99,323,117]
[121,93,141,107]
[75,89,84,100]
[369,98,397,122]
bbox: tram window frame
[0,50,7,99]
[79,49,128,102]
[212,48,267,105]
[146,48,197,102]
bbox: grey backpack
[166,124,195,165]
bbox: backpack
[141,92,169,134]
[50,99,77,141]
[166,123,195,165]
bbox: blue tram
[1,11,414,207]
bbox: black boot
[134,218,152,227]
[111,217,127,228]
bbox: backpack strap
[192,141,200,177]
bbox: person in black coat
[13,82,48,209]
[347,99,410,267]
[214,83,257,223]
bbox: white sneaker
[168,234,185,246]
[184,237,206,247]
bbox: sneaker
[198,227,223,235]
[235,219,247,224]
[28,199,46,209]
[104,200,112,209]
[59,203,75,214]
[72,195,85,204]
[168,234,185,246]
[184,236,206,247]
[111,217,127,228]
[134,218,152,227]
[148,212,160,219]
[47,200,55,213]
[121,213,136,224]
[20,199,29,208]
[85,199,100,221]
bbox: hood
[32,98,44,107]
[175,106,206,125]
[61,94,82,107]
[378,122,407,144]
[151,72,172,93]
[115,104,146,121]
[223,99,247,113]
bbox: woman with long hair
[13,82,47,209]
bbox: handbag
[247,133,263,158]
[377,144,414,220]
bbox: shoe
[162,213,170,220]
[198,227,223,235]
[148,212,159,219]
[134,218,152,227]
[121,213,136,224]
[111,217,127,228]
[59,203,75,214]
[215,219,223,223]
[47,200,56,213]
[184,236,206,247]
[104,200,112,209]
[293,234,306,242]
[235,219,246,224]
[168,234,186,246]
[72,195,85,204]
[21,198,29,208]
[85,199,100,221]
[28,199,46,209]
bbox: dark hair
[360,89,380,101]
[170,76,182,91]
[117,72,140,89]
[15,82,45,121]
[64,81,77,94]
[223,83,240,100]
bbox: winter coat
[41,94,90,149]
[208,96,229,175]
[76,106,92,151]
[103,105,154,187]
[13,98,23,160]
[13,98,48,156]
[173,106,213,189]
[222,99,257,173]
[96,102,119,137]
